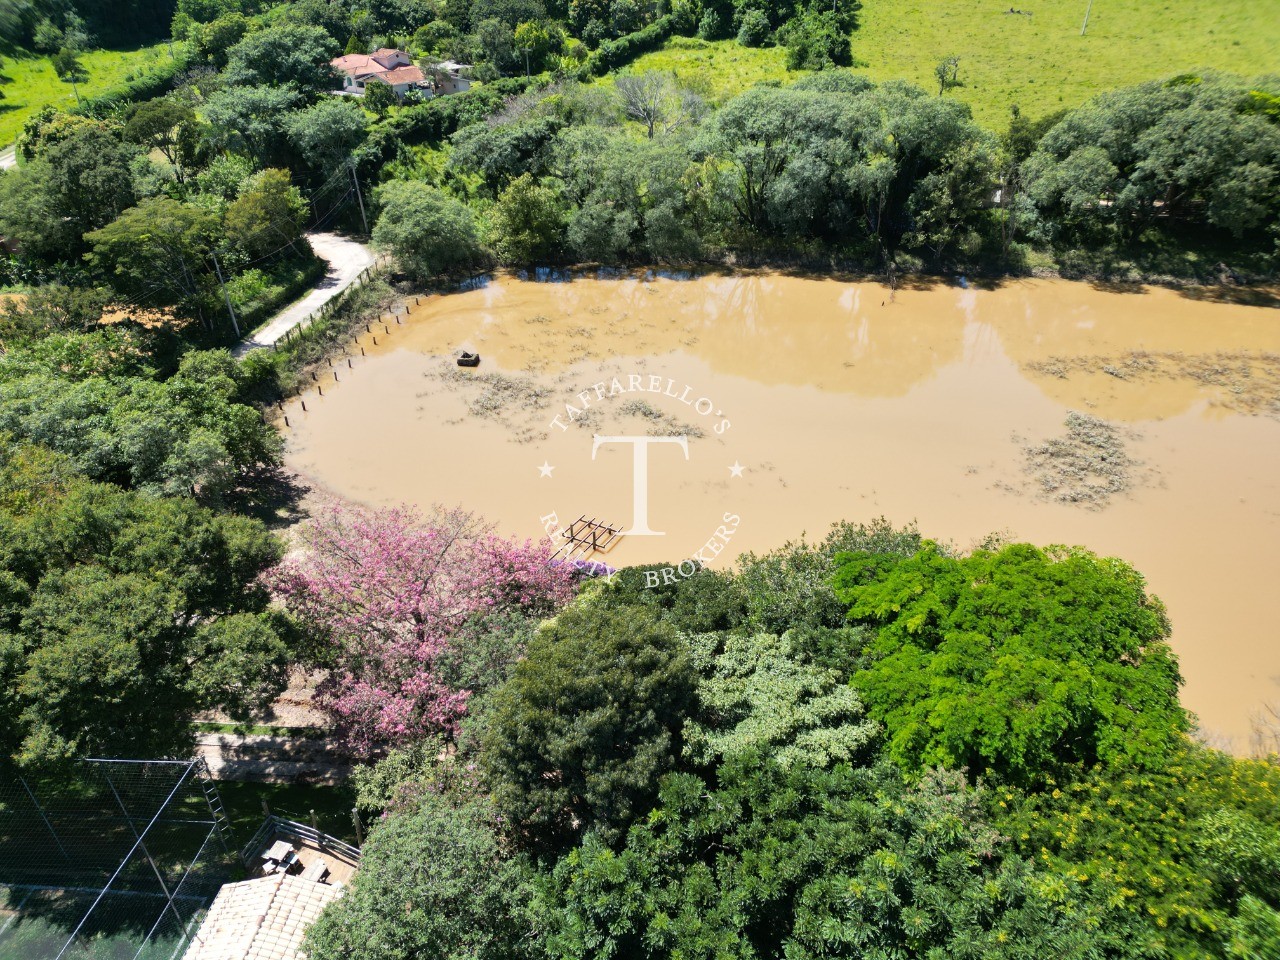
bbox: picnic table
[300,858,330,883]
[261,840,298,873]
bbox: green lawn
[623,37,803,103]
[0,43,176,147]
[213,780,361,847]
[629,0,1280,129]
[856,0,1280,128]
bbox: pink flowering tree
[268,502,577,753]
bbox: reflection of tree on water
[395,272,972,399]
[399,273,1280,415]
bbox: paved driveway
[233,232,376,358]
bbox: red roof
[331,49,413,79]
[378,65,425,85]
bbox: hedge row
[235,254,328,338]
[585,15,677,77]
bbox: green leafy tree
[997,743,1280,959]
[697,82,993,251]
[736,8,771,46]
[304,795,540,960]
[1022,74,1280,240]
[195,153,256,202]
[412,18,460,55]
[0,450,289,767]
[481,603,695,852]
[0,162,79,260]
[541,761,1107,959]
[0,284,110,346]
[0,123,138,259]
[0,338,282,496]
[124,98,204,184]
[512,18,561,72]
[204,84,303,168]
[222,23,340,93]
[834,541,1188,783]
[50,46,88,103]
[42,123,138,234]
[473,16,518,73]
[485,172,567,264]
[361,75,398,115]
[284,97,369,171]
[589,563,746,633]
[449,114,564,195]
[682,629,878,768]
[16,109,106,162]
[735,518,923,633]
[224,169,309,261]
[371,181,486,281]
[86,197,222,310]
[779,11,849,70]
[191,11,250,67]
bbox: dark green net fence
[0,759,238,960]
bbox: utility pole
[211,250,241,339]
[349,158,369,234]
[1080,0,1094,35]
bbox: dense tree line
[0,441,291,768]
[364,71,1279,280]
[296,519,1280,959]
[0,0,179,47]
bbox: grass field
[214,780,360,846]
[0,43,175,147]
[630,0,1280,129]
[856,0,1280,127]
[622,37,803,103]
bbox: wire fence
[0,759,237,960]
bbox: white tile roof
[182,874,342,960]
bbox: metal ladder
[194,756,236,856]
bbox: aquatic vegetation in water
[618,399,705,438]
[1027,351,1280,418]
[1023,412,1145,508]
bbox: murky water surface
[283,272,1280,749]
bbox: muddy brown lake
[282,271,1280,750]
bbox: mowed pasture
[856,0,1280,127]
[629,0,1280,129]
[0,43,174,147]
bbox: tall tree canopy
[834,541,1187,782]
[267,503,577,753]
[0,334,282,497]
[0,444,290,768]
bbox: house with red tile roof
[331,48,472,99]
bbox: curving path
[233,231,376,358]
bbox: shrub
[371,181,487,282]
[736,9,771,47]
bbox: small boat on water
[457,352,480,367]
